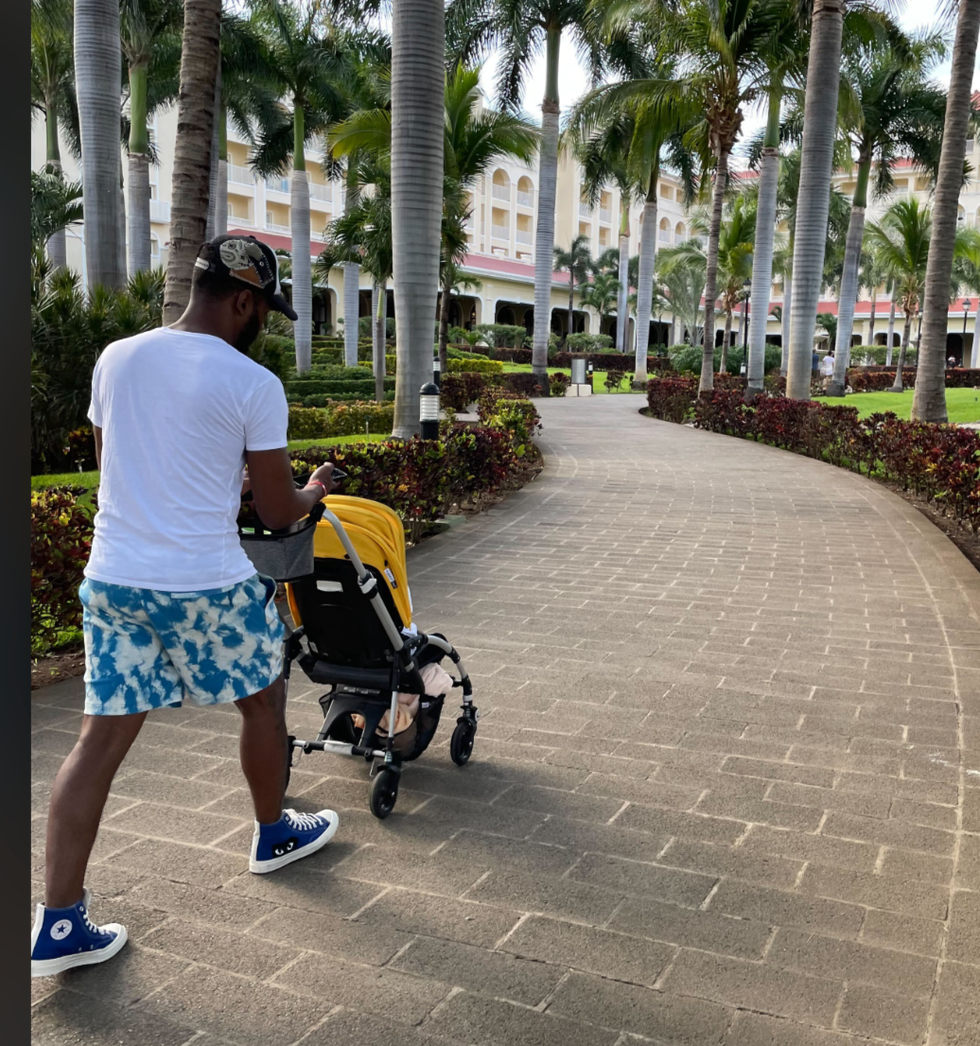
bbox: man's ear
[233,289,255,317]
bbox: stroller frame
[283,507,478,818]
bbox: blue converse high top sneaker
[31,894,127,977]
[249,808,339,873]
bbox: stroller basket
[239,502,325,582]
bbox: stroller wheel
[450,721,476,766]
[370,767,399,819]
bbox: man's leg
[45,712,148,908]
[236,676,288,825]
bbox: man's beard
[234,311,262,353]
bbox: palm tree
[656,242,706,348]
[389,0,445,436]
[447,0,643,391]
[74,0,124,289]
[566,75,696,382]
[858,248,888,360]
[32,0,76,272]
[580,270,620,331]
[953,227,980,368]
[554,233,593,344]
[823,32,949,396]
[604,0,795,394]
[865,199,932,392]
[162,0,221,322]
[120,0,183,277]
[713,198,756,374]
[815,311,838,350]
[913,0,980,421]
[31,168,83,261]
[249,0,351,373]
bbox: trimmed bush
[845,367,980,392]
[552,351,671,371]
[566,332,614,353]
[287,402,394,440]
[32,487,94,655]
[446,357,504,375]
[474,323,527,349]
[489,347,534,365]
[498,371,546,396]
[646,377,699,423]
[440,373,487,411]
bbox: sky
[478,6,979,162]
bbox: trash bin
[571,357,586,385]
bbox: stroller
[272,496,478,819]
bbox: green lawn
[31,433,392,491]
[821,388,980,423]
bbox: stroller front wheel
[450,721,476,766]
[370,766,399,819]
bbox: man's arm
[244,448,335,531]
[93,427,102,470]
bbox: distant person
[811,349,820,377]
[820,351,836,391]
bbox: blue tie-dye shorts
[80,574,285,716]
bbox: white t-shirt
[820,355,836,376]
[85,327,289,591]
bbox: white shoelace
[79,907,106,936]
[283,809,324,832]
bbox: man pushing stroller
[32,236,342,977]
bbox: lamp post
[419,382,440,440]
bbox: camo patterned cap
[194,234,298,320]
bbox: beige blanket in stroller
[352,662,455,736]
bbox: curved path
[32,396,980,1046]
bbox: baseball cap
[194,233,298,321]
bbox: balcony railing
[228,163,255,186]
[491,223,510,240]
[265,221,291,235]
[516,228,532,244]
[517,190,534,208]
[309,182,332,202]
[579,201,591,217]
[149,199,171,223]
[265,176,290,194]
[599,207,612,223]
[491,183,510,201]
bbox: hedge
[846,367,980,392]
[474,323,527,348]
[646,378,980,533]
[446,357,504,375]
[288,391,396,407]
[286,377,396,399]
[287,402,394,440]
[31,487,94,655]
[565,333,614,353]
[552,351,672,371]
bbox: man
[820,350,836,392]
[32,235,339,977]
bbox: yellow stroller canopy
[286,495,413,628]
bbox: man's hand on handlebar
[307,463,339,495]
[243,449,344,531]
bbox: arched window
[674,222,686,243]
[659,217,671,243]
[492,169,510,202]
[517,176,534,208]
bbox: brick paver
[32,396,980,1045]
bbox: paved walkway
[32,396,980,1046]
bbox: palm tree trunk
[828,158,870,396]
[786,0,845,399]
[634,172,658,385]
[391,0,445,437]
[162,0,220,323]
[720,310,732,374]
[206,62,221,240]
[74,0,123,290]
[891,313,913,390]
[531,27,561,393]
[373,280,386,403]
[699,147,730,393]
[127,59,151,276]
[117,153,128,282]
[291,107,312,374]
[617,202,630,355]
[438,273,452,374]
[885,297,896,365]
[343,171,360,368]
[912,0,980,419]
[747,87,780,398]
[566,281,574,344]
[867,288,877,355]
[780,269,792,375]
[44,102,68,271]
[215,108,228,237]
